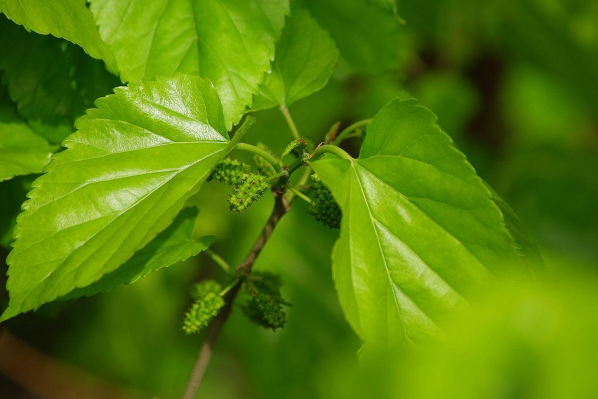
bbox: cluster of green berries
[242,272,289,331]
[228,173,269,213]
[182,280,225,335]
[208,158,271,213]
[244,292,287,331]
[309,174,341,229]
[207,158,250,186]
[190,279,221,300]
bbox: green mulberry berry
[208,158,251,186]
[243,291,287,331]
[309,174,341,229]
[228,173,269,213]
[191,280,222,301]
[182,292,225,335]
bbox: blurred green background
[1,0,597,397]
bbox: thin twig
[204,249,232,274]
[288,188,312,205]
[279,105,301,140]
[332,119,371,146]
[0,328,139,399]
[181,193,290,399]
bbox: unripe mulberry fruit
[208,158,251,186]
[243,291,287,331]
[309,174,341,229]
[191,280,222,301]
[182,292,225,334]
[228,173,269,213]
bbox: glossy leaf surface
[252,7,339,111]
[1,74,234,321]
[311,99,520,347]
[91,0,289,128]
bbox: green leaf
[0,119,55,182]
[0,0,117,73]
[0,177,30,249]
[366,0,398,16]
[1,74,237,321]
[90,0,289,128]
[62,208,214,300]
[0,16,121,129]
[485,183,544,272]
[252,6,339,111]
[310,98,521,347]
[301,0,402,74]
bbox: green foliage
[301,0,403,73]
[0,0,117,72]
[0,117,55,182]
[90,0,290,128]
[183,292,225,335]
[253,6,339,111]
[311,99,522,348]
[308,174,341,229]
[228,173,270,213]
[0,177,30,249]
[1,74,237,321]
[0,16,120,130]
[208,159,252,186]
[4,2,592,396]
[366,0,399,16]
[61,208,214,300]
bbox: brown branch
[0,328,141,399]
[181,192,291,399]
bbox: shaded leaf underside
[0,0,117,72]
[62,207,214,300]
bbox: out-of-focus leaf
[0,0,117,72]
[485,183,544,271]
[0,177,30,249]
[301,0,402,74]
[91,0,289,128]
[63,208,214,300]
[366,0,399,18]
[0,16,120,130]
[497,0,598,110]
[318,270,598,399]
[311,98,520,348]
[501,65,589,148]
[0,118,54,182]
[502,149,598,262]
[1,74,236,321]
[253,6,339,111]
[414,72,479,141]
